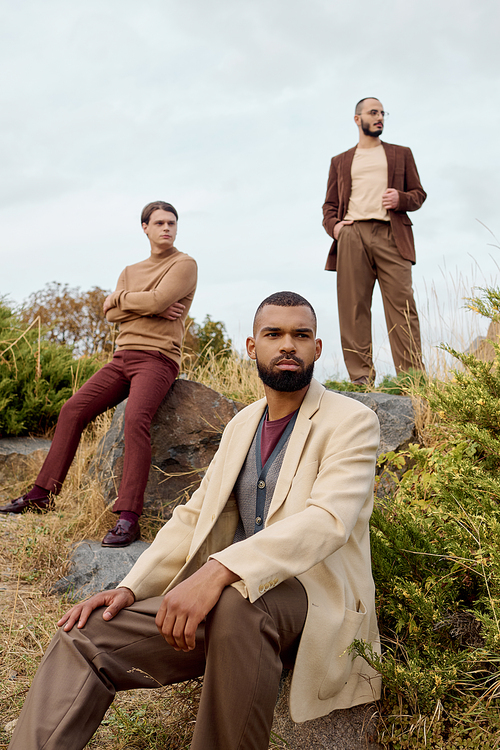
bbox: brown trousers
[336,220,423,382]
[9,578,307,750]
[36,350,178,515]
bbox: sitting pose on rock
[0,201,197,548]
[8,292,381,750]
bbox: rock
[272,673,380,749]
[4,719,18,734]
[52,539,150,600]
[0,437,52,501]
[92,379,243,518]
[328,391,416,458]
[467,320,500,363]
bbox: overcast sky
[1,0,499,381]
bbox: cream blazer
[120,379,381,722]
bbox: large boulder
[52,539,150,601]
[92,378,243,518]
[272,672,380,749]
[329,390,416,458]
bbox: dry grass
[181,347,264,405]
[0,411,200,749]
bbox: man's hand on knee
[57,587,135,632]
[155,560,240,653]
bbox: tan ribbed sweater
[105,247,197,366]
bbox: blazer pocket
[318,600,367,699]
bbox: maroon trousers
[8,578,308,750]
[36,350,178,515]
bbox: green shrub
[362,289,500,747]
[0,302,102,436]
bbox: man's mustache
[271,355,303,366]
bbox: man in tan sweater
[0,201,197,547]
[322,97,426,384]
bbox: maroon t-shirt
[260,410,298,467]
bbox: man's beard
[360,118,383,137]
[256,356,315,392]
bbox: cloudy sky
[1,0,499,381]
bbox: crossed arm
[57,559,239,652]
[103,297,185,320]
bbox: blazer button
[255,516,262,525]
[258,480,266,489]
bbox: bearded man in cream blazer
[9,292,381,750]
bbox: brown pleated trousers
[9,578,307,750]
[336,220,424,382]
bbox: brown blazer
[322,141,426,271]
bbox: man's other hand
[382,188,400,210]
[333,220,354,241]
[57,587,135,632]
[159,302,185,320]
[155,560,240,652]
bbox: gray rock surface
[272,673,380,749]
[52,539,150,600]
[92,378,242,517]
[329,390,416,458]
[0,437,51,501]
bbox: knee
[58,395,85,427]
[206,588,276,649]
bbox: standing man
[0,201,197,548]
[322,97,426,384]
[8,292,381,750]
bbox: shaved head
[253,292,316,334]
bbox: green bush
[0,302,102,436]
[363,289,500,747]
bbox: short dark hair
[141,201,178,225]
[254,291,317,330]
[355,97,381,115]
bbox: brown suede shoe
[0,494,55,514]
[101,519,141,548]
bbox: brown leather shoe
[101,519,140,548]
[0,494,55,514]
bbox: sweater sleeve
[115,258,197,316]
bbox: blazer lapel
[266,379,324,522]
[211,401,266,516]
